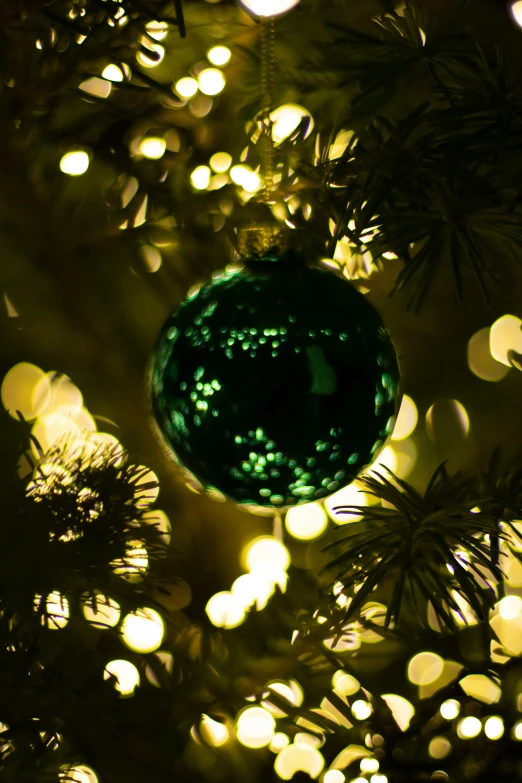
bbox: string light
[82,594,120,628]
[200,715,230,746]
[198,68,226,95]
[207,45,231,66]
[457,716,481,739]
[145,20,169,41]
[270,104,313,143]
[60,150,90,176]
[440,699,460,720]
[121,608,165,653]
[104,659,140,696]
[484,716,504,740]
[206,591,246,628]
[351,700,372,720]
[139,137,167,159]
[236,706,275,748]
[102,64,124,82]
[285,501,328,540]
[407,652,444,685]
[210,151,232,173]
[175,76,198,98]
[191,165,211,190]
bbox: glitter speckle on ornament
[151,257,400,507]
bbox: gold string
[260,17,276,201]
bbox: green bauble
[151,257,400,508]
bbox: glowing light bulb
[513,721,522,740]
[285,502,328,540]
[236,706,275,748]
[270,104,313,143]
[139,137,166,159]
[499,594,522,619]
[484,716,504,740]
[190,165,211,190]
[407,652,444,685]
[102,64,124,82]
[239,0,300,17]
[121,608,164,653]
[351,700,372,720]
[82,594,120,628]
[175,76,198,98]
[60,150,90,176]
[440,699,460,720]
[457,716,481,739]
[104,659,140,695]
[198,67,226,95]
[270,733,290,752]
[391,395,418,440]
[207,45,231,66]
[200,715,230,746]
[324,771,345,783]
[243,535,290,572]
[332,671,360,696]
[210,151,232,173]
[360,758,379,773]
[206,591,246,628]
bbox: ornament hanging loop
[260,17,276,201]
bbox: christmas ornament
[151,249,400,507]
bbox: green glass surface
[151,261,400,507]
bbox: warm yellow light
[236,706,276,748]
[428,737,451,759]
[60,150,90,176]
[102,64,124,82]
[371,777,388,783]
[513,721,522,740]
[145,20,169,41]
[139,137,166,159]
[175,76,199,98]
[426,399,470,440]
[324,771,345,783]
[408,652,444,686]
[82,594,120,628]
[459,674,501,705]
[360,758,379,773]
[265,680,303,711]
[190,165,211,190]
[142,508,171,545]
[200,715,230,746]
[381,694,414,732]
[440,699,460,720]
[210,151,232,173]
[499,594,522,619]
[512,1,522,26]
[391,395,418,440]
[207,45,231,66]
[332,671,360,696]
[59,765,98,783]
[229,164,263,192]
[136,40,165,68]
[285,502,328,540]
[371,444,398,474]
[351,700,372,720]
[490,314,522,366]
[270,733,290,752]
[231,572,270,610]
[1,362,51,421]
[457,716,481,739]
[105,659,140,696]
[190,95,213,118]
[274,743,325,780]
[49,375,83,413]
[133,467,159,507]
[198,67,226,95]
[325,480,370,525]
[467,327,510,382]
[43,592,69,629]
[239,0,300,17]
[328,130,354,160]
[121,608,164,653]
[484,716,504,740]
[270,104,313,143]
[243,536,290,572]
[79,77,112,98]
[206,591,246,628]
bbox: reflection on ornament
[239,0,300,17]
[151,260,400,507]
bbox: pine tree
[2,1,522,782]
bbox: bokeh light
[467,327,510,381]
[2,362,51,420]
[325,480,370,525]
[243,536,290,572]
[210,151,232,173]
[121,608,165,653]
[270,733,291,752]
[175,76,199,98]
[206,591,246,628]
[381,695,414,732]
[230,164,263,192]
[198,67,226,95]
[484,716,504,740]
[440,699,460,720]
[207,45,231,66]
[59,765,98,783]
[332,671,360,696]
[270,104,313,143]
[360,759,379,773]
[60,150,90,176]
[200,715,230,746]
[240,0,300,17]
[231,572,272,610]
[351,700,372,720]
[457,716,481,739]
[145,20,169,40]
[426,399,469,440]
[139,137,166,159]
[511,1,522,26]
[513,721,522,740]
[102,64,124,82]
[80,77,112,98]
[191,165,211,190]
[324,771,345,783]
[429,737,451,759]
[134,467,159,507]
[391,395,418,440]
[136,41,165,68]
[459,674,501,704]
[490,314,522,366]
[43,592,69,629]
[104,659,140,696]
[236,706,275,748]
[498,594,522,619]
[408,652,444,685]
[82,594,120,628]
[274,743,325,780]
[142,508,171,545]
[285,502,328,540]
